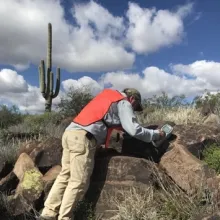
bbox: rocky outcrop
[1,122,220,219]
[85,156,160,219]
[8,153,44,216]
[160,143,216,194]
[30,137,62,172]
[203,113,220,125]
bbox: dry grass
[136,107,205,125]
[0,140,20,164]
[109,165,217,220]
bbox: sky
[0,0,220,113]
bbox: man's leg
[58,130,97,220]
[41,131,70,219]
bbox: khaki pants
[41,129,97,220]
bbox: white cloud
[0,0,134,72]
[170,60,220,89]
[0,0,193,72]
[2,60,220,113]
[125,2,193,54]
[0,69,60,113]
[12,63,30,71]
[62,76,103,95]
[100,66,213,98]
[0,69,28,93]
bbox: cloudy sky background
[0,0,220,113]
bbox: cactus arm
[52,67,60,98]
[49,71,54,96]
[39,60,48,98]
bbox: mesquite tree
[39,23,60,112]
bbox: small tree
[57,86,93,118]
[143,91,187,109]
[0,105,23,129]
[193,91,220,115]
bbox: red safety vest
[73,89,128,147]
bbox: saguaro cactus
[39,23,60,112]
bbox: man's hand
[158,129,166,139]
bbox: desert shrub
[0,105,23,129]
[203,143,220,174]
[138,106,204,125]
[194,91,220,115]
[0,140,20,164]
[143,92,188,110]
[57,86,93,118]
[8,112,62,134]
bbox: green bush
[57,86,93,118]
[193,91,220,115]
[8,112,62,134]
[203,143,220,174]
[143,92,188,109]
[0,105,23,129]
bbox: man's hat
[123,88,143,111]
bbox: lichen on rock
[21,168,43,195]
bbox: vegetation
[39,23,60,112]
[203,143,220,174]
[56,86,93,118]
[1,90,220,219]
[0,105,23,129]
[194,91,220,115]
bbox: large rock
[86,155,159,218]
[203,113,220,125]
[18,140,40,156]
[91,155,157,183]
[42,165,61,199]
[13,153,36,180]
[0,154,13,179]
[29,137,62,172]
[8,153,44,216]
[160,143,216,194]
[173,123,220,158]
[0,171,18,193]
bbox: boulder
[0,154,13,179]
[13,153,35,180]
[160,143,216,194]
[203,113,220,125]
[172,124,220,159]
[42,165,61,199]
[18,140,40,156]
[7,193,30,216]
[91,155,157,183]
[8,153,44,216]
[16,168,43,202]
[0,171,18,193]
[29,137,62,172]
[86,155,159,218]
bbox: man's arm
[117,100,161,143]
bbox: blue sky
[0,0,220,112]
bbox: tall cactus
[39,23,60,112]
